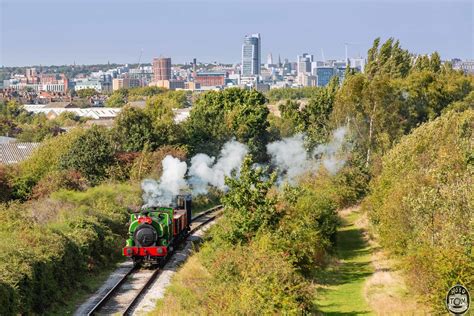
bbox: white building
[74,78,104,92]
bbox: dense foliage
[364,110,473,312]
[186,88,270,160]
[59,126,115,184]
[0,100,81,142]
[0,184,141,315]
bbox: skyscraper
[266,53,273,66]
[297,53,314,75]
[152,57,171,81]
[241,33,261,76]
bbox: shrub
[219,156,278,244]
[0,165,12,202]
[10,128,84,200]
[59,125,115,184]
[156,234,313,315]
[31,170,88,199]
[0,183,141,314]
[363,109,473,311]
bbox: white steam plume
[189,140,249,194]
[141,156,188,207]
[267,126,349,183]
[266,133,314,183]
[315,126,348,175]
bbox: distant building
[23,104,121,120]
[112,78,140,91]
[149,79,185,90]
[241,33,261,77]
[297,73,317,87]
[349,58,366,73]
[453,59,474,74]
[153,57,172,81]
[266,53,274,69]
[184,81,201,91]
[195,72,226,86]
[315,67,336,87]
[297,53,314,76]
[0,142,40,165]
[74,78,104,92]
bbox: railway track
[80,205,223,316]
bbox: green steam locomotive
[122,195,192,264]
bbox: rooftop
[0,142,40,164]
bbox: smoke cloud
[141,127,349,207]
[141,140,248,207]
[189,140,249,194]
[267,126,348,183]
[266,133,313,183]
[141,156,188,207]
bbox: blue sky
[1,0,473,66]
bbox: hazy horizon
[1,0,473,67]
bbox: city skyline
[1,0,473,66]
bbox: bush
[11,128,85,200]
[0,165,12,202]
[363,109,473,311]
[59,125,115,184]
[155,234,313,315]
[129,145,188,181]
[31,170,88,199]
[0,183,141,314]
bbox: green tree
[186,88,269,160]
[332,73,403,169]
[76,88,97,99]
[105,90,127,107]
[364,110,474,311]
[221,155,278,243]
[300,76,339,147]
[112,106,155,152]
[365,37,412,79]
[59,126,114,184]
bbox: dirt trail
[316,206,426,315]
[359,212,428,315]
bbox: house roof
[0,142,40,164]
[24,107,122,120]
[0,136,17,144]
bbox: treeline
[0,101,85,142]
[0,87,190,143]
[364,110,473,311]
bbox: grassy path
[315,208,374,315]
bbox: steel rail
[85,205,223,316]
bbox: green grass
[314,210,374,315]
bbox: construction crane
[135,48,144,84]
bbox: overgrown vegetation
[0,184,141,315]
[364,110,473,312]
